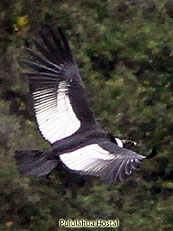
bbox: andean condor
[15,27,156,184]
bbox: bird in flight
[15,26,156,184]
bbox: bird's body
[15,26,154,184]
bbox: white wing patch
[60,143,145,182]
[33,81,81,143]
[60,144,114,172]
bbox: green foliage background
[0,0,172,230]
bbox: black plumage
[15,26,154,184]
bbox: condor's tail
[15,149,57,176]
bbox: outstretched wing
[21,27,96,144]
[60,141,145,183]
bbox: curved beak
[146,147,158,159]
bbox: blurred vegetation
[0,0,173,230]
